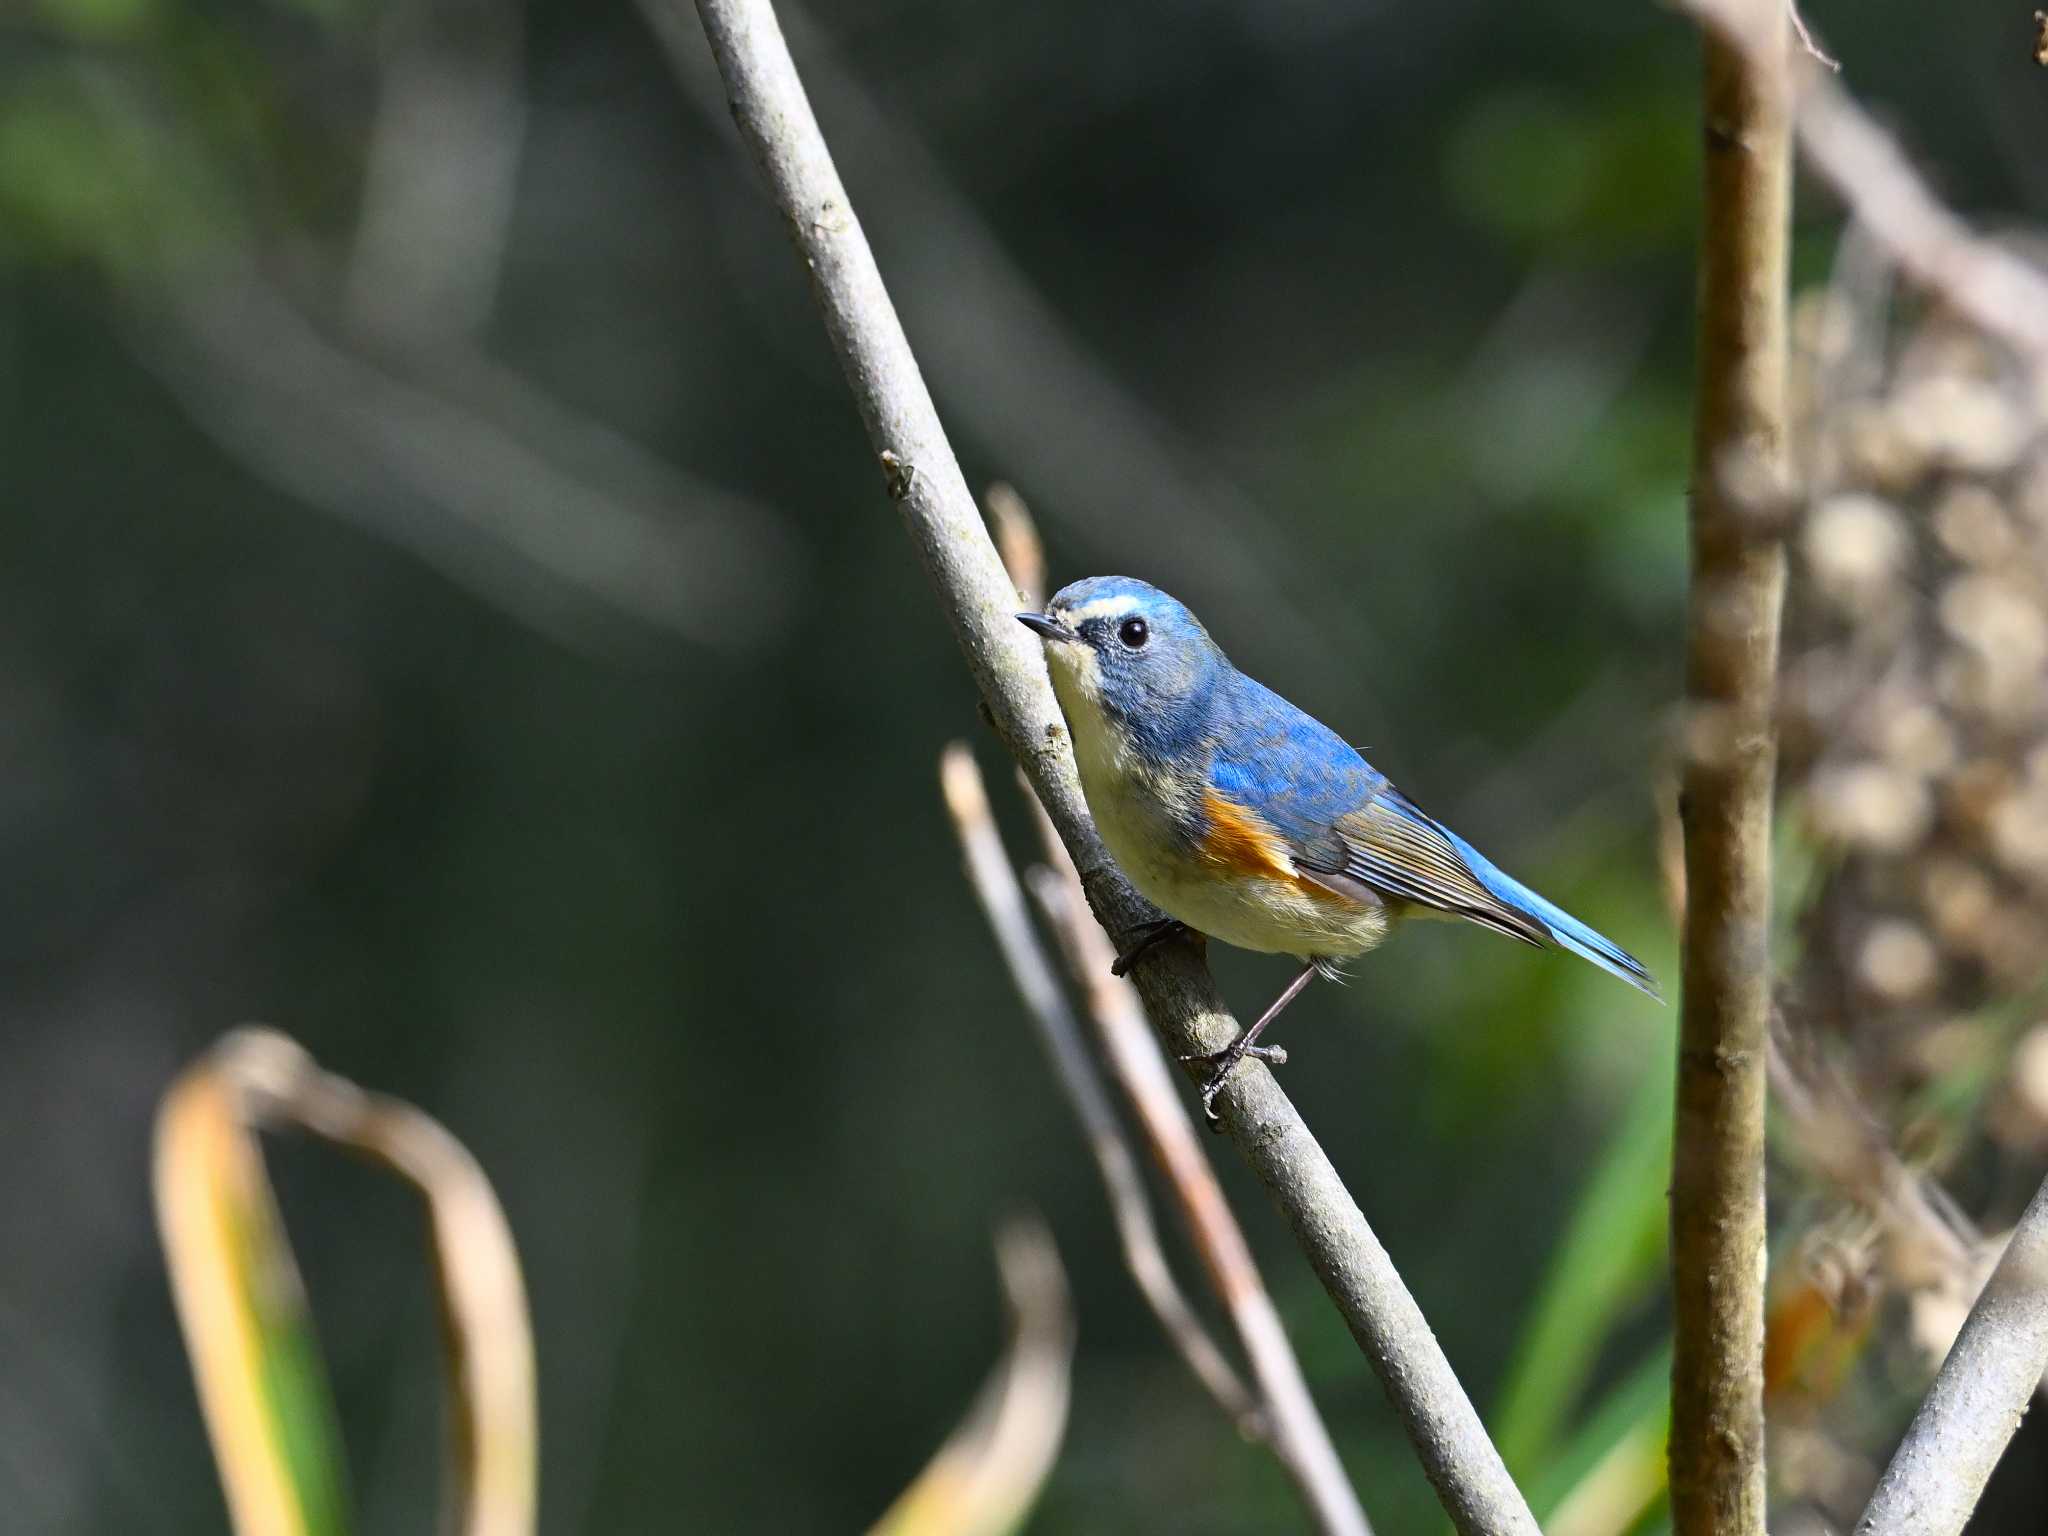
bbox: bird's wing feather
[1330,793,1548,947]
[1200,675,1547,940]
[1199,672,1660,995]
[1203,674,1379,874]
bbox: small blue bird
[1018,576,1660,1120]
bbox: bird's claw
[1178,1042,1288,1127]
[1111,918,1194,978]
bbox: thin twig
[937,745,1265,1443]
[673,1,1536,1528]
[943,739,1377,1536]
[982,483,1046,617]
[1022,835,1372,1536]
[1670,3,1791,1532]
[1785,0,1839,73]
[1854,1171,2048,1536]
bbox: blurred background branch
[347,0,526,342]
[938,742,1263,1442]
[36,39,803,656]
[868,1220,1074,1536]
[135,270,800,656]
[153,1027,536,1536]
[1687,0,2048,361]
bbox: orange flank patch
[1197,789,1299,883]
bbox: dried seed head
[1892,376,2028,474]
[1939,575,2048,672]
[1978,907,2048,985]
[1990,785,2048,886]
[1946,758,2017,836]
[1921,858,1996,948]
[2001,1023,2048,1138]
[1804,494,1910,612]
[1772,268,2048,1405]
[1810,762,1933,853]
[1831,400,1928,494]
[1879,702,1957,779]
[1857,920,1941,1003]
[1932,484,2020,569]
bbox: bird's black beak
[1016,611,1079,644]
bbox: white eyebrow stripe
[1065,594,1143,624]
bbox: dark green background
[2,0,2043,1530]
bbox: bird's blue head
[1017,576,1229,755]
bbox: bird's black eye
[1118,617,1149,649]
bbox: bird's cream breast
[1048,656,1389,960]
[1050,657,1193,885]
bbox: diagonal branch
[636,0,1391,710]
[670,1,1536,1529]
[1855,1170,2048,1535]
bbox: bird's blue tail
[1443,829,1663,1002]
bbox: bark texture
[1670,9,1791,1535]
[1855,1174,2048,1536]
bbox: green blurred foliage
[1492,1040,1671,1480]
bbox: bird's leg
[1179,959,1321,1126]
[1111,918,1195,978]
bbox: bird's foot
[1178,1040,1289,1128]
[1111,918,1195,978]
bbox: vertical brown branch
[1670,4,1791,1532]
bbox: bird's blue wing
[1203,674,1382,875]
[1204,672,1660,998]
[1205,674,1535,931]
